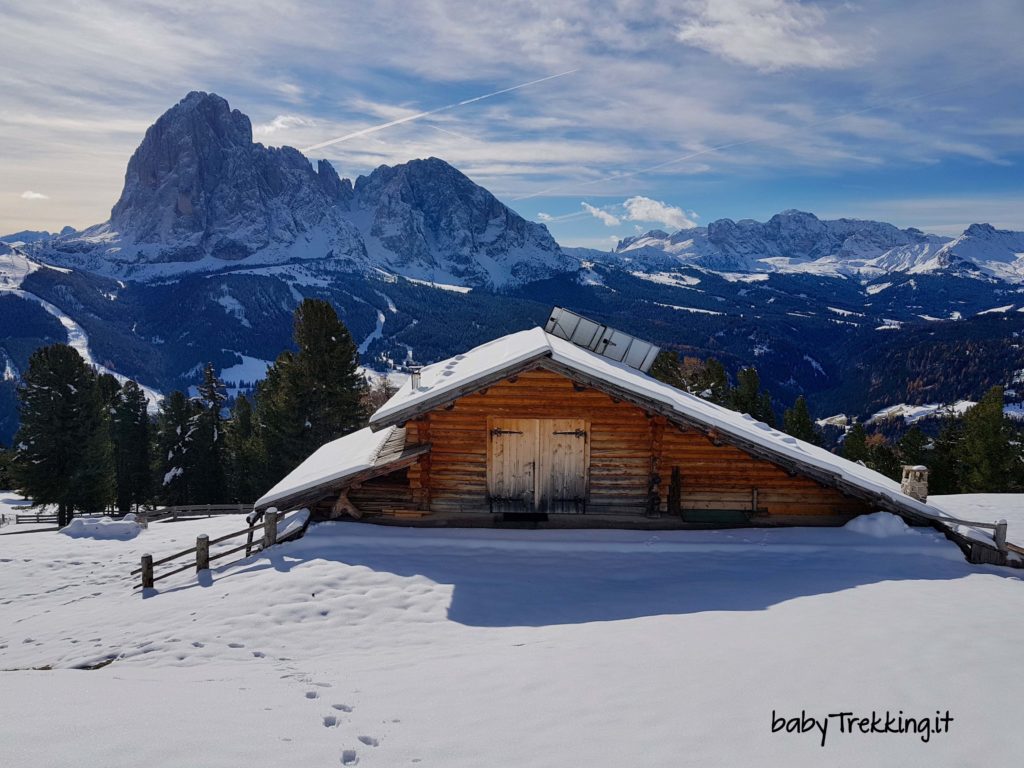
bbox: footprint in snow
[341,750,359,765]
[323,715,339,728]
[305,691,320,700]
[358,736,379,747]
[192,642,204,648]
[252,650,265,658]
[332,704,353,712]
[227,642,244,648]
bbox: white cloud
[20,190,50,200]
[254,114,315,135]
[676,0,853,71]
[581,202,621,227]
[537,212,553,221]
[623,196,698,230]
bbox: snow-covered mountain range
[35,91,568,287]
[609,210,1024,282]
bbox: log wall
[402,369,869,519]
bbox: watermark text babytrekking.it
[771,709,954,747]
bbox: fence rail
[939,514,1011,552]
[144,503,254,523]
[15,512,58,525]
[133,510,284,590]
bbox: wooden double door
[487,417,590,513]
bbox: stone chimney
[901,465,929,502]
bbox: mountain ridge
[609,209,1024,282]
[28,92,567,288]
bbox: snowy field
[2,493,1024,767]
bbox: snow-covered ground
[931,494,1024,544]
[2,493,1023,767]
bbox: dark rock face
[39,93,568,286]
[352,157,569,284]
[108,91,360,261]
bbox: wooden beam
[330,488,362,519]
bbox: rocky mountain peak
[36,94,569,286]
[351,156,569,286]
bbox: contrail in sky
[301,69,578,153]
[512,70,1003,202]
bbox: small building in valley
[254,310,945,529]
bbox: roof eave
[254,442,430,512]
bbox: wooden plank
[536,418,589,513]
[487,417,538,506]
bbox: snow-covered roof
[255,426,397,510]
[369,327,952,523]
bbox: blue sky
[1,0,1022,245]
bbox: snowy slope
[0,244,162,408]
[1,496,1023,767]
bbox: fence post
[995,519,1008,552]
[196,534,210,572]
[263,510,279,550]
[137,512,148,530]
[141,554,154,589]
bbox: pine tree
[866,434,901,479]
[111,380,152,511]
[190,363,227,503]
[0,447,12,488]
[649,352,730,406]
[783,396,820,445]
[255,299,367,487]
[649,350,687,390]
[10,344,114,526]
[155,390,195,505]
[843,422,869,464]
[961,386,1015,492]
[697,358,730,405]
[254,354,305,489]
[730,367,761,415]
[291,298,367,445]
[898,426,929,468]
[930,420,965,494]
[730,367,775,426]
[224,394,264,503]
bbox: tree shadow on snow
[197,524,1022,628]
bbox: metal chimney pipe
[408,365,422,389]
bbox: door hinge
[491,428,524,437]
[553,429,587,438]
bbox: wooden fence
[132,510,288,590]
[14,511,58,525]
[143,503,254,523]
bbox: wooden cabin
[254,319,937,529]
